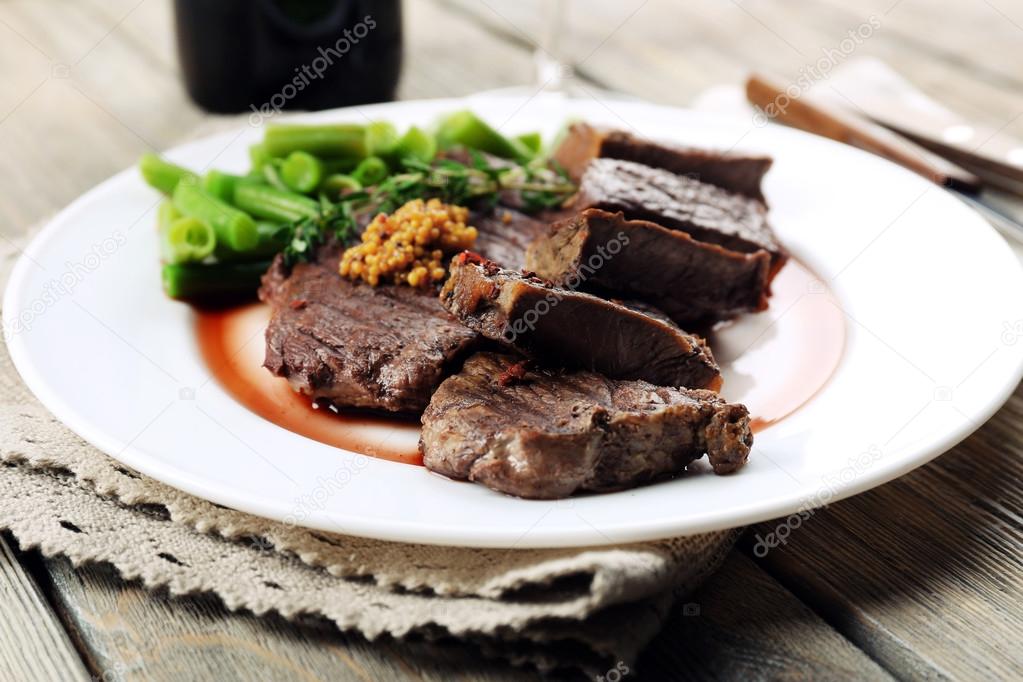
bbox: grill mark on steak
[440,253,722,390]
[573,158,787,278]
[526,208,771,326]
[554,122,773,202]
[420,353,752,498]
[259,245,478,413]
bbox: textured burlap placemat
[0,227,739,675]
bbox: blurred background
[2,0,1021,237]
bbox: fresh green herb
[278,154,576,266]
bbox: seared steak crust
[554,122,773,202]
[421,353,752,498]
[259,247,477,413]
[526,209,771,326]
[573,158,786,276]
[439,253,722,391]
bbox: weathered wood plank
[748,386,1023,680]
[29,543,894,682]
[637,552,894,681]
[0,535,90,682]
[36,555,538,682]
[436,0,1023,138]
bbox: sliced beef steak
[259,247,477,413]
[526,209,771,326]
[439,253,722,390]
[554,123,773,202]
[573,158,786,277]
[421,353,752,498]
[472,208,548,269]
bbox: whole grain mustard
[339,198,478,288]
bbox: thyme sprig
[280,153,575,266]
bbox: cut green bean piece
[365,121,399,156]
[249,143,273,171]
[434,111,530,162]
[392,126,436,163]
[214,221,287,262]
[323,158,359,174]
[203,170,257,203]
[280,151,324,193]
[264,123,366,158]
[319,173,362,199]
[233,183,319,223]
[261,161,292,192]
[351,156,388,187]
[515,131,543,156]
[139,153,198,194]
[157,200,181,233]
[160,216,216,264]
[172,180,258,252]
[162,260,271,301]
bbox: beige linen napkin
[0,227,737,675]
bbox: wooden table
[2,1,1021,679]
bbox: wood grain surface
[1,0,1021,679]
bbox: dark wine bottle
[173,0,403,114]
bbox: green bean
[392,126,436,163]
[233,183,319,223]
[162,260,271,301]
[323,158,359,174]
[319,173,362,199]
[261,161,291,192]
[514,131,543,157]
[280,151,324,193]
[214,221,287,262]
[433,111,530,162]
[160,216,216,264]
[203,170,261,203]
[172,180,258,252]
[351,156,388,187]
[139,153,198,194]
[263,123,366,158]
[249,143,273,171]
[157,199,181,233]
[365,121,398,156]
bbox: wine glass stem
[535,0,570,91]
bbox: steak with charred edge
[554,122,773,202]
[259,245,478,413]
[526,208,771,326]
[573,158,787,279]
[440,253,722,391]
[421,353,752,498]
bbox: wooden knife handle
[745,73,982,193]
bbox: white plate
[5,95,1023,548]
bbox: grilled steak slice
[259,247,477,413]
[554,123,773,202]
[526,209,771,326]
[473,208,548,269]
[440,253,722,390]
[573,158,786,277]
[421,353,752,498]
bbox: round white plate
[5,95,1023,548]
